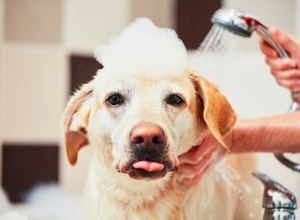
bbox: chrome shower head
[211,7,289,58]
[211,8,252,37]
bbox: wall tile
[4,0,62,43]
[2,143,59,203]
[69,54,102,94]
[2,45,67,142]
[64,0,131,51]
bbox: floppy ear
[62,81,93,165]
[188,70,236,150]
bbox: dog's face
[91,69,204,180]
[63,68,236,181]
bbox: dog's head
[62,18,236,181]
[62,69,236,180]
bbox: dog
[62,18,262,220]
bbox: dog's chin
[128,168,168,180]
[119,160,177,181]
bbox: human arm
[231,111,300,153]
[178,111,300,185]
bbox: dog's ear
[189,71,236,150]
[62,82,93,165]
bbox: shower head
[211,7,289,58]
[211,8,252,37]
[211,8,268,38]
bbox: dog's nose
[130,123,164,145]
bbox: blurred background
[0,0,299,218]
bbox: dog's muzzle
[120,123,177,180]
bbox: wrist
[229,118,265,153]
[230,112,300,153]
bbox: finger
[269,27,300,56]
[178,148,226,180]
[178,154,211,175]
[275,78,300,91]
[271,69,300,80]
[177,149,227,186]
[259,40,278,58]
[178,141,211,165]
[180,163,211,186]
[179,143,219,165]
[180,173,203,186]
[266,57,298,71]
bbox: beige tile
[64,0,131,51]
[2,44,67,141]
[132,0,175,29]
[4,0,62,43]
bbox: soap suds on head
[95,18,187,77]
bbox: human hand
[177,133,228,186]
[260,27,300,91]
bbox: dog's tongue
[133,161,165,172]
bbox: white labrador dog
[63,18,261,220]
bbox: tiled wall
[64,0,132,52]
[2,45,66,142]
[177,0,221,49]
[1,0,66,202]
[0,0,178,200]
[4,0,63,44]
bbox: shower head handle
[211,8,290,58]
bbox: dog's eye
[166,94,185,106]
[106,93,124,106]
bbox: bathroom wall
[0,0,177,198]
[63,0,132,53]
[0,0,67,202]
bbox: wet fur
[63,68,261,219]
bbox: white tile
[2,44,67,142]
[64,0,131,51]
